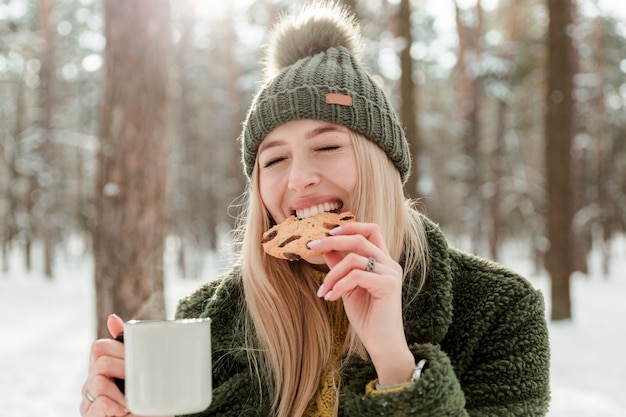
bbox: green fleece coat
[175,215,550,416]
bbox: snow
[1,237,625,417]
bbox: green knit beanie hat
[240,1,411,183]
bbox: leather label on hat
[325,93,353,106]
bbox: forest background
[0,0,625,336]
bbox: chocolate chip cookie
[262,212,356,260]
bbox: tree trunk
[171,0,194,278]
[454,0,483,252]
[2,67,26,274]
[38,0,55,279]
[488,0,520,261]
[488,100,505,262]
[399,0,420,199]
[455,0,483,253]
[225,1,246,230]
[545,0,575,321]
[592,17,611,277]
[93,0,172,338]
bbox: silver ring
[84,388,96,403]
[365,257,376,273]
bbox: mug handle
[113,333,125,394]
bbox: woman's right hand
[80,314,129,416]
[80,314,174,417]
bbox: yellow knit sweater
[303,271,414,416]
[303,271,348,417]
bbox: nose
[287,157,320,192]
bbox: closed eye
[263,157,285,168]
[317,146,340,152]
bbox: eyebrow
[258,138,285,154]
[258,124,346,154]
[305,124,346,139]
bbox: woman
[81,2,550,416]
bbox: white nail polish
[307,240,321,249]
[317,284,325,298]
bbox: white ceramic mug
[124,318,212,416]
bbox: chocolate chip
[279,235,301,248]
[323,222,340,230]
[340,215,354,221]
[261,230,277,243]
[285,252,302,261]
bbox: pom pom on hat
[264,1,363,79]
[240,0,412,183]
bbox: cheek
[334,154,358,194]
[333,170,357,196]
[259,175,284,220]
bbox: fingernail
[317,284,325,298]
[324,290,334,301]
[307,240,321,248]
[329,226,342,235]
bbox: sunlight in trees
[0,0,625,322]
[81,54,101,72]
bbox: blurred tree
[169,0,204,278]
[493,0,550,271]
[0,65,25,273]
[1,0,625,288]
[1,0,104,275]
[545,0,575,321]
[93,0,172,337]
[168,0,251,278]
[37,0,55,278]
[484,0,521,261]
[398,0,421,200]
[596,14,626,274]
[571,12,626,277]
[0,0,41,274]
[455,0,484,254]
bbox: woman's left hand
[308,221,415,385]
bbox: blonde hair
[234,132,428,417]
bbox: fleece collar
[401,213,454,346]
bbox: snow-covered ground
[1,236,625,417]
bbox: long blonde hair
[234,132,428,417]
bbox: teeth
[297,202,340,219]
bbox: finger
[323,268,380,301]
[323,252,386,288]
[81,374,128,416]
[89,338,125,368]
[321,249,344,269]
[330,222,389,252]
[329,259,402,300]
[319,248,391,296]
[82,315,128,417]
[318,251,364,294]
[91,347,125,380]
[89,373,127,404]
[80,382,90,415]
[107,314,125,338]
[81,357,127,415]
[311,233,383,260]
[322,253,403,299]
[81,394,129,417]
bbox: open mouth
[295,201,342,220]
